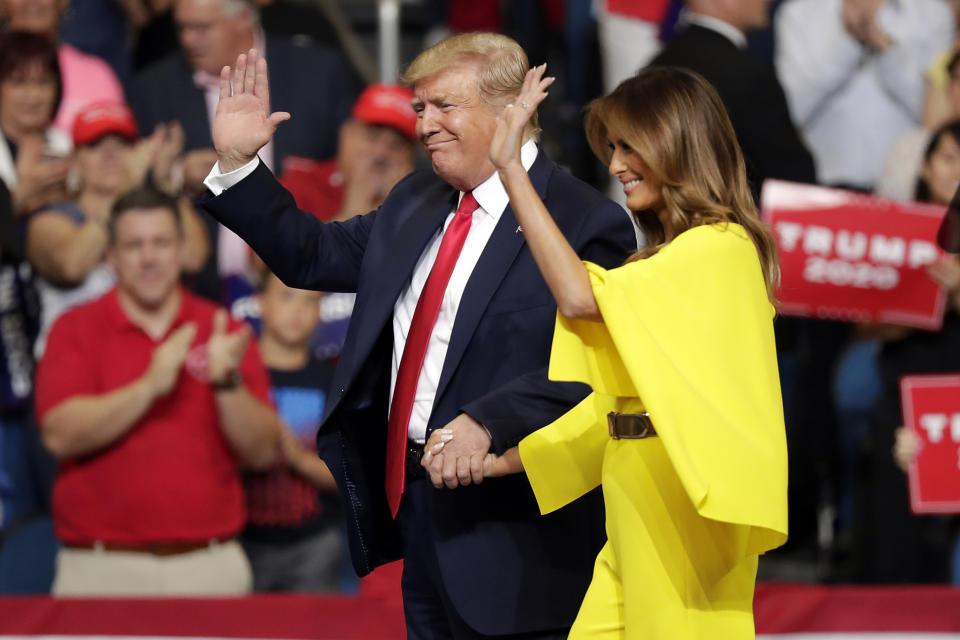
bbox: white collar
[461,139,538,220]
[682,11,748,50]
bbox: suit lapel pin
[515,225,523,234]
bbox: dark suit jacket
[200,151,636,635]
[651,24,816,195]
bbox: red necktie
[385,192,479,516]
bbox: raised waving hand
[488,64,554,172]
[212,49,291,173]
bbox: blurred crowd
[0,0,958,595]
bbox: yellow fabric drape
[520,222,788,557]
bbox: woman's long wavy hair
[584,66,780,303]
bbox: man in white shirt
[198,32,635,640]
[776,0,954,190]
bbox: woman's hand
[927,254,960,313]
[12,135,68,215]
[488,64,554,173]
[893,426,919,473]
[126,126,164,189]
[482,447,523,478]
[151,122,185,194]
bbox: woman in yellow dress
[425,65,789,638]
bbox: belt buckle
[607,411,655,439]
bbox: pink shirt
[54,44,125,134]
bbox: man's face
[412,63,501,192]
[258,275,322,349]
[174,0,253,76]
[339,120,414,180]
[1,0,65,36]
[732,0,771,31]
[108,208,183,310]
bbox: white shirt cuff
[203,157,261,196]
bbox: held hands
[488,64,554,173]
[421,413,492,489]
[144,323,197,398]
[421,416,522,488]
[213,49,291,173]
[208,309,252,386]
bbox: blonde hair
[585,66,780,303]
[402,32,540,141]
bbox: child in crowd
[242,270,345,593]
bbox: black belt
[607,412,657,439]
[406,439,426,480]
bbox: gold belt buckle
[607,412,656,439]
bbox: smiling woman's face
[412,62,501,192]
[0,61,58,136]
[606,127,665,220]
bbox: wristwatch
[211,370,243,391]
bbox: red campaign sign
[761,180,948,329]
[900,374,960,514]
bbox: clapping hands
[207,309,251,386]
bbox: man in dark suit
[130,0,355,300]
[650,0,816,196]
[199,33,635,639]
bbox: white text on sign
[775,222,940,290]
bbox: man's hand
[422,413,492,489]
[842,0,892,51]
[207,310,251,385]
[144,323,197,397]
[212,49,290,173]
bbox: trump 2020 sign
[761,180,948,329]
[900,374,960,514]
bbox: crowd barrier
[0,581,958,639]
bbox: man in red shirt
[35,187,281,596]
[278,84,417,222]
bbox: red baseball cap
[351,84,417,142]
[72,102,140,147]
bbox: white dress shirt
[775,0,953,188]
[204,139,540,443]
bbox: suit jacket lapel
[433,152,555,406]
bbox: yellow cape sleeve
[543,223,788,556]
[519,391,617,514]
